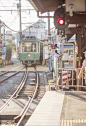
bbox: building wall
[15,19,47,54]
[22,20,47,40]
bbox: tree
[5,46,12,61]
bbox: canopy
[28,0,64,13]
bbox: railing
[56,76,60,90]
[56,68,86,91]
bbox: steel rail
[16,71,39,126]
[0,67,25,84]
[14,71,28,98]
[0,71,20,84]
[0,71,9,76]
[0,71,28,113]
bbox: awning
[28,0,64,13]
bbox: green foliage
[9,43,16,51]
[5,46,12,61]
[5,43,16,51]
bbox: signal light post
[54,7,68,37]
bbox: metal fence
[57,68,86,91]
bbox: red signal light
[0,46,2,48]
[57,18,64,25]
[52,46,55,49]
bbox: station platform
[25,91,64,126]
[0,62,49,72]
[0,62,24,71]
[26,65,49,72]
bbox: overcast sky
[0,0,54,33]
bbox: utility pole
[0,20,1,37]
[19,0,22,39]
[0,20,2,67]
[48,12,50,36]
[3,25,5,46]
[16,0,21,55]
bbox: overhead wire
[9,12,19,27]
[0,6,33,7]
[2,21,19,32]
[0,0,38,32]
[7,0,13,5]
[0,0,10,10]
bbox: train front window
[22,42,37,52]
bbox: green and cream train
[19,36,43,66]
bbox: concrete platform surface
[36,65,49,72]
[26,65,49,72]
[0,63,49,72]
[25,91,64,126]
[61,91,86,120]
[0,62,24,71]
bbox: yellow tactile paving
[36,65,49,71]
[24,65,49,72]
[26,67,35,71]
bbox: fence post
[76,68,79,91]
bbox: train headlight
[28,54,31,57]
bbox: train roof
[19,36,40,43]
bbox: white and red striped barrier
[62,70,71,90]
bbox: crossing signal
[55,43,64,56]
[54,7,67,30]
[52,46,55,49]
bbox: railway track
[15,70,39,126]
[15,71,48,126]
[19,72,37,98]
[0,67,25,84]
[0,71,20,84]
[0,71,9,77]
[0,67,48,126]
[0,68,38,126]
[0,70,28,113]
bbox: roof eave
[28,0,39,12]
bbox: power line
[0,6,33,7]
[0,1,10,15]
[9,13,19,27]
[7,0,13,5]
[0,9,35,11]
[2,21,19,32]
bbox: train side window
[32,43,36,52]
[38,43,39,52]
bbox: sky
[0,0,54,33]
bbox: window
[22,42,37,52]
[64,50,68,53]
